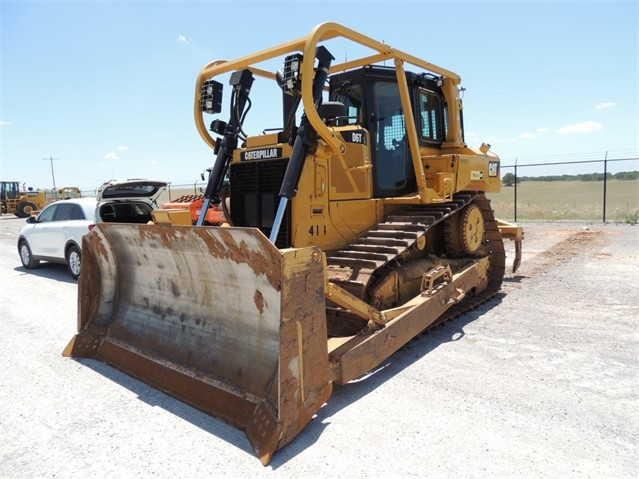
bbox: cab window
[330,83,364,125]
[419,90,443,142]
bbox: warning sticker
[488,161,499,177]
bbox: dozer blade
[63,224,332,465]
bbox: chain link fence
[490,156,638,224]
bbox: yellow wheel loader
[64,22,523,465]
[0,181,48,218]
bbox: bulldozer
[63,22,523,465]
[56,186,83,200]
[0,181,49,218]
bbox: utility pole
[43,156,59,200]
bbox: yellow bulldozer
[64,23,523,465]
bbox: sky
[1,1,638,192]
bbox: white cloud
[519,132,535,139]
[0,120,11,126]
[595,102,615,109]
[178,35,191,44]
[104,147,126,160]
[557,121,602,134]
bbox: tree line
[501,171,639,186]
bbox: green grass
[489,179,639,223]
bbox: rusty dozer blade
[63,224,332,465]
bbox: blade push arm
[269,46,334,243]
[197,70,254,226]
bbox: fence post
[603,151,608,223]
[514,159,518,222]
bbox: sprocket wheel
[445,202,485,257]
[460,203,484,254]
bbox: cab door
[365,76,422,199]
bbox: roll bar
[194,22,465,158]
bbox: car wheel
[18,240,40,269]
[66,245,82,280]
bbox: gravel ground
[0,217,637,478]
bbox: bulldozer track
[325,191,505,327]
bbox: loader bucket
[63,223,332,465]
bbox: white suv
[17,179,167,279]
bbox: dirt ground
[0,217,637,478]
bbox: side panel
[456,154,501,193]
[422,153,501,198]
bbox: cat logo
[241,148,282,161]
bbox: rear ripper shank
[64,22,524,465]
